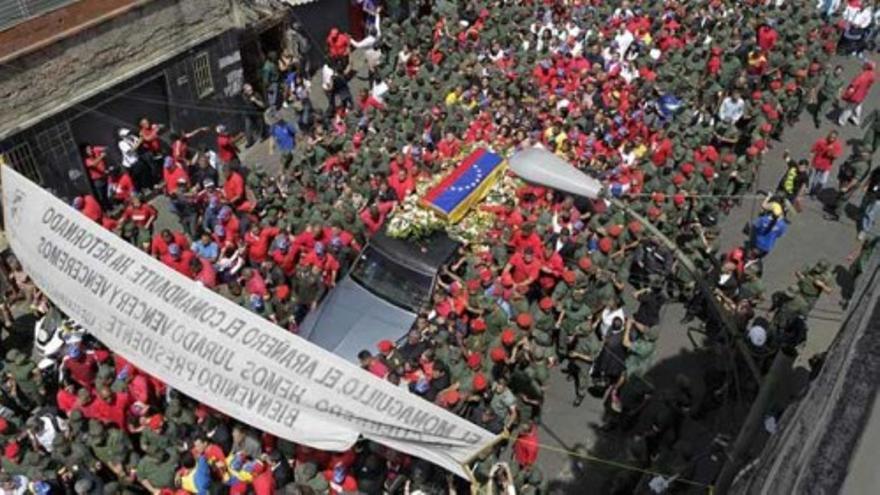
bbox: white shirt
[321,64,335,92]
[599,307,626,337]
[118,136,139,168]
[718,97,745,124]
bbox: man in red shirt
[83,145,109,208]
[160,243,195,276]
[223,166,249,210]
[72,195,103,223]
[121,195,158,230]
[839,61,876,126]
[503,247,542,291]
[150,229,189,257]
[300,242,340,286]
[809,130,842,196]
[162,157,190,195]
[244,223,280,264]
[216,125,242,166]
[107,167,135,205]
[61,345,97,388]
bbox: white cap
[118,128,131,137]
[748,325,767,347]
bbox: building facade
[0,0,350,203]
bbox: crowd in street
[2,0,879,493]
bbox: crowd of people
[1,0,878,493]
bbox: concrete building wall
[730,249,880,494]
[0,0,238,140]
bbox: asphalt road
[533,52,880,493]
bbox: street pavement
[535,52,880,493]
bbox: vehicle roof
[369,230,460,276]
[298,276,418,362]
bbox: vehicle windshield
[350,246,434,312]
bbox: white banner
[1,166,495,478]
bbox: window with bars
[192,52,214,98]
[1,142,41,183]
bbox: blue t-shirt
[753,215,788,253]
[271,122,297,152]
[192,240,219,260]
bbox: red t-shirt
[811,138,842,171]
[85,156,107,180]
[161,250,195,276]
[122,204,158,228]
[62,354,97,388]
[245,227,279,263]
[217,134,238,163]
[224,172,246,204]
[508,252,541,284]
[81,195,103,222]
[163,166,190,195]
[109,173,135,202]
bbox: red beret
[760,123,772,133]
[539,297,554,311]
[672,174,686,186]
[490,346,508,363]
[702,166,715,179]
[746,146,759,157]
[752,91,763,101]
[562,269,576,284]
[648,206,662,218]
[0,418,7,433]
[754,139,767,151]
[473,373,488,392]
[274,285,290,301]
[673,193,686,206]
[516,312,533,328]
[467,353,482,370]
[599,237,614,254]
[681,163,695,175]
[651,192,666,204]
[578,256,592,271]
[441,389,460,405]
[147,414,164,432]
[628,220,642,234]
[770,79,782,91]
[4,442,19,459]
[479,268,493,282]
[608,224,624,238]
[471,318,487,333]
[723,153,736,164]
[501,328,517,345]
[377,340,394,353]
[466,278,481,292]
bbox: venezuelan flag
[422,149,506,223]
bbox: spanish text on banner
[1,165,496,478]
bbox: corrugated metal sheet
[0,0,80,32]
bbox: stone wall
[730,250,880,494]
[0,0,238,139]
